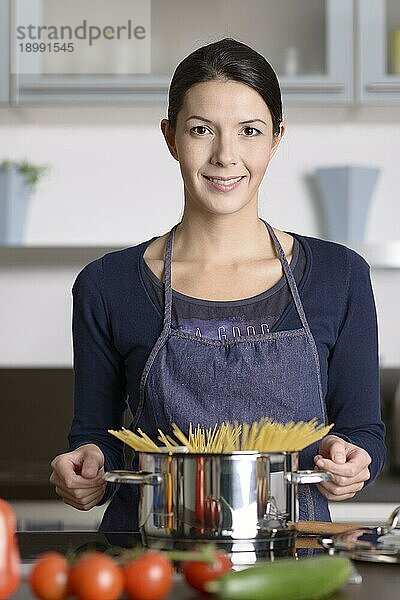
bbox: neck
[173,206,276,265]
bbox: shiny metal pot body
[105,450,330,562]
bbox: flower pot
[0,166,31,244]
[314,166,380,243]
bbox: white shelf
[1,243,400,269]
[0,246,125,266]
[11,500,109,531]
[329,502,399,525]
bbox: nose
[210,133,239,166]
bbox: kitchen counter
[12,531,400,600]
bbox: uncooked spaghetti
[108,418,334,453]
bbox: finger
[50,466,105,490]
[347,446,372,467]
[326,440,347,464]
[317,478,366,497]
[61,492,105,511]
[51,452,104,487]
[333,467,370,488]
[55,485,106,506]
[317,438,347,465]
[317,466,370,488]
[314,456,369,478]
[50,468,105,493]
[54,482,106,503]
[55,483,106,503]
[317,481,365,501]
[81,455,104,479]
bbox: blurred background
[0,0,399,529]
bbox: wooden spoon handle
[289,520,363,535]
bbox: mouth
[202,175,246,191]
[203,175,245,184]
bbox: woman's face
[161,79,285,217]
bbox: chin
[205,192,257,215]
[184,182,257,216]
[201,200,253,217]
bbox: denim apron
[132,220,330,522]
[100,220,331,531]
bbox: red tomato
[182,550,232,594]
[123,551,173,600]
[29,552,68,600]
[72,552,124,600]
[67,563,78,597]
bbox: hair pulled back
[167,38,283,137]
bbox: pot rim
[138,448,299,457]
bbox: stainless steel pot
[105,449,332,563]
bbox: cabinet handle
[19,80,347,96]
[281,83,345,94]
[366,82,400,93]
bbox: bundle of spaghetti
[210,421,242,453]
[170,422,192,449]
[157,429,180,452]
[108,427,161,452]
[245,418,334,452]
[170,422,242,452]
[108,418,334,453]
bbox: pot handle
[286,469,333,485]
[104,470,163,485]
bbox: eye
[241,126,261,137]
[191,125,211,136]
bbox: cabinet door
[278,0,353,104]
[359,0,400,103]
[11,0,353,105]
[0,0,10,103]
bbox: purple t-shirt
[141,237,306,341]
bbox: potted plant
[0,159,49,245]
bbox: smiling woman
[49,38,386,533]
[160,78,284,218]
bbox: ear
[160,119,179,161]
[269,121,286,159]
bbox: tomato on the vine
[182,550,232,594]
[29,552,68,600]
[71,552,124,600]
[123,551,173,600]
[67,563,78,597]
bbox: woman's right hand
[49,444,107,510]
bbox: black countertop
[11,531,400,600]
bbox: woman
[50,38,386,531]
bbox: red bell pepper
[0,498,21,599]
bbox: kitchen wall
[1,107,400,245]
[0,106,400,367]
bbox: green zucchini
[205,555,352,600]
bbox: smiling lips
[203,175,245,191]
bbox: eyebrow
[185,115,268,126]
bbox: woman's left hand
[313,434,371,501]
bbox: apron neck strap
[262,220,310,334]
[163,220,311,335]
[163,224,176,328]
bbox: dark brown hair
[167,38,283,137]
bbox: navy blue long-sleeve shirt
[68,231,386,513]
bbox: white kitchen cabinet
[358,0,400,103]
[4,1,400,106]
[3,0,353,104]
